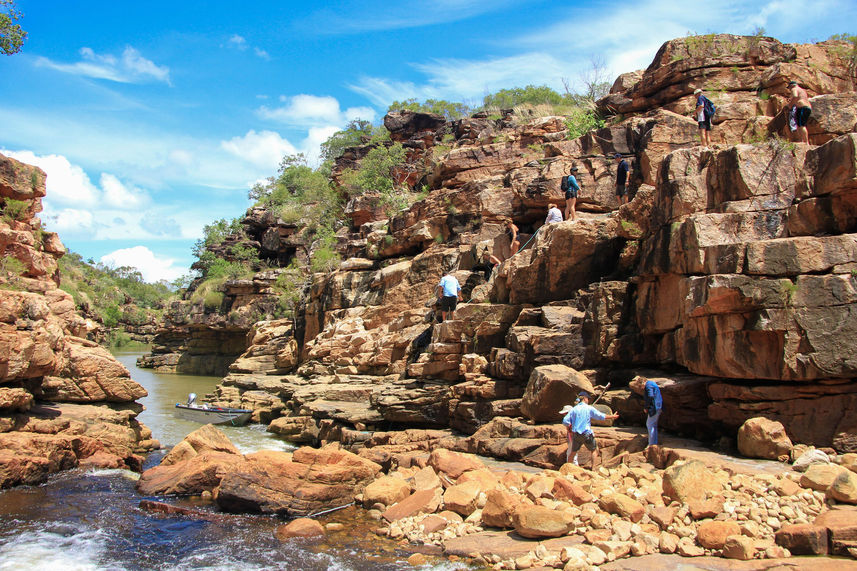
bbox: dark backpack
[560,176,569,191]
[703,96,716,120]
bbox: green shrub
[1,198,28,221]
[387,98,471,120]
[203,291,224,310]
[101,305,121,328]
[565,105,605,140]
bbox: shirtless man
[788,81,812,145]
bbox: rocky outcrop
[0,153,155,488]
[200,34,857,460]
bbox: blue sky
[1,0,853,282]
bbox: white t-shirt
[545,207,563,224]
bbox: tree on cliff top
[1,0,27,55]
[387,98,472,120]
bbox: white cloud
[36,46,170,84]
[100,246,185,283]
[254,47,271,61]
[220,130,298,169]
[228,35,247,50]
[0,150,99,206]
[258,94,376,127]
[225,34,270,60]
[50,208,95,233]
[101,173,147,208]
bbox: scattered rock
[737,417,793,460]
[274,518,326,540]
[697,520,741,550]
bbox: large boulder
[737,417,793,459]
[662,460,723,503]
[215,446,381,516]
[697,520,741,550]
[362,475,411,507]
[512,505,575,538]
[161,424,241,466]
[520,365,594,422]
[427,449,485,480]
[136,451,247,496]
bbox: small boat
[174,393,252,426]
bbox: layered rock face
[0,153,155,488]
[206,35,857,459]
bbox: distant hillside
[58,252,173,345]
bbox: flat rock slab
[442,530,583,559]
[602,554,857,570]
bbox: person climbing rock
[694,88,713,147]
[788,80,812,145]
[563,166,581,222]
[436,272,462,321]
[614,153,629,206]
[630,376,663,447]
[560,391,619,469]
[472,249,499,280]
[545,203,563,225]
[505,219,520,257]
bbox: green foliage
[387,98,472,120]
[1,198,28,221]
[272,267,305,319]
[565,105,606,140]
[203,290,224,310]
[106,330,140,349]
[684,32,717,58]
[309,226,340,273]
[339,141,421,216]
[0,256,24,282]
[829,33,857,76]
[318,120,377,164]
[483,85,565,108]
[0,0,27,55]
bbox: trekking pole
[590,382,611,406]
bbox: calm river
[0,349,466,571]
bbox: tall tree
[0,0,27,55]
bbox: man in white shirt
[436,273,462,321]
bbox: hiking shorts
[698,118,712,130]
[571,431,597,452]
[796,107,812,127]
[440,295,458,312]
[615,184,627,197]
[565,188,578,200]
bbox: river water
[0,349,467,571]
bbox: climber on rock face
[694,88,713,147]
[436,273,462,321]
[788,80,812,145]
[614,153,629,207]
[563,166,581,222]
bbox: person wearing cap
[694,88,712,147]
[614,153,629,206]
[564,166,581,222]
[629,376,663,447]
[560,391,619,468]
[545,203,563,225]
[788,80,812,145]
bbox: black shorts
[698,118,711,130]
[440,295,458,312]
[796,106,811,127]
[565,189,578,200]
[615,184,627,197]
[571,432,597,452]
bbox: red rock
[161,424,241,466]
[687,497,724,520]
[662,460,722,503]
[520,364,594,422]
[383,488,442,522]
[599,493,645,523]
[649,506,676,529]
[737,417,793,460]
[512,504,574,538]
[775,523,829,555]
[552,478,593,505]
[815,509,857,555]
[721,535,755,560]
[697,520,741,549]
[363,475,411,507]
[274,518,325,540]
[481,489,521,528]
[427,449,485,480]
[137,451,247,496]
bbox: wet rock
[274,518,325,540]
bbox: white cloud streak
[36,46,170,84]
[100,245,185,282]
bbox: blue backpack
[703,96,716,120]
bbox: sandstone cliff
[0,153,156,488]
[180,35,857,461]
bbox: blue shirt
[567,175,580,191]
[616,159,629,185]
[644,380,663,415]
[562,402,606,435]
[438,275,460,297]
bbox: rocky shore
[0,153,156,488]
[138,423,857,569]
